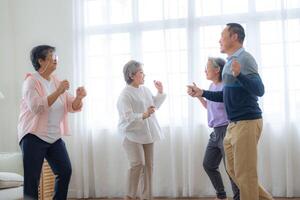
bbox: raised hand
[76,86,87,99]
[187,82,203,97]
[231,59,241,77]
[154,80,163,94]
[57,80,70,94]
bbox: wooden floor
[69,198,300,200]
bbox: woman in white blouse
[117,60,166,200]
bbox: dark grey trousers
[203,125,240,200]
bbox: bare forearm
[197,96,207,109]
[47,90,61,106]
[72,97,83,110]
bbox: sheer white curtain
[68,0,300,198]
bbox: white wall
[0,0,74,151]
[0,0,18,152]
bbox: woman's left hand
[76,87,87,99]
[154,80,163,94]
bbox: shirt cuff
[136,113,144,121]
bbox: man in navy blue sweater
[188,23,273,200]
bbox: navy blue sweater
[202,48,264,122]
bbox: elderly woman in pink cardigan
[17,45,86,200]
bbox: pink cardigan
[17,73,81,142]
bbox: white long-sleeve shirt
[117,85,166,144]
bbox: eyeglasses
[52,54,58,61]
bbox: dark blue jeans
[203,125,240,200]
[20,134,72,200]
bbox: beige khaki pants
[123,138,154,200]
[224,119,273,200]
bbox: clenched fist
[57,80,70,94]
[187,82,203,97]
[231,59,241,77]
[154,80,163,94]
[76,87,87,99]
[143,105,156,119]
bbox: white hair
[123,60,143,84]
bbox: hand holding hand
[187,82,203,97]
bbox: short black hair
[30,45,55,71]
[226,23,245,44]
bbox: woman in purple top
[196,57,239,200]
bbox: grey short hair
[123,60,143,84]
[208,57,226,81]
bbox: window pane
[287,42,300,66]
[85,0,107,26]
[85,0,132,25]
[199,48,224,62]
[165,29,187,51]
[141,28,188,127]
[110,0,132,24]
[260,21,284,68]
[196,0,247,16]
[195,0,222,16]
[288,67,300,91]
[85,32,130,129]
[142,29,187,68]
[260,44,283,67]
[256,0,281,11]
[86,56,107,78]
[223,0,248,14]
[164,0,188,19]
[166,52,188,73]
[286,19,300,42]
[286,0,300,9]
[87,35,108,56]
[139,0,163,21]
[199,25,223,48]
[110,33,130,54]
[112,55,131,77]
[260,21,282,44]
[142,52,166,75]
[142,30,165,52]
[261,68,285,91]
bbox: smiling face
[219,26,235,54]
[205,59,220,81]
[38,50,58,73]
[131,67,145,87]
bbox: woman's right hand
[57,80,70,94]
[143,106,156,119]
